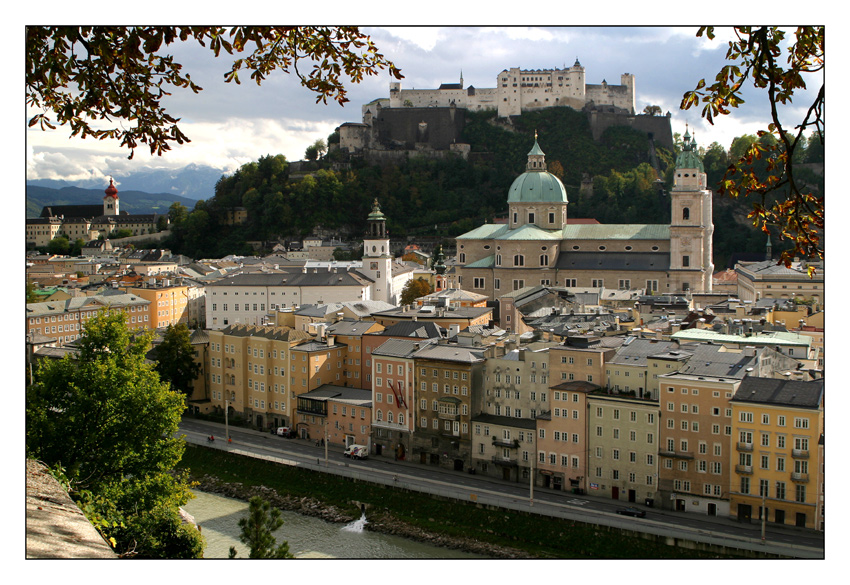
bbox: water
[183,490,484,559]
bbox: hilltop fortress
[385,59,635,117]
[337,60,672,161]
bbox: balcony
[491,456,518,468]
[491,437,519,449]
[735,464,753,474]
[791,472,810,483]
[736,442,754,452]
[659,450,694,460]
[792,449,809,459]
[438,411,460,422]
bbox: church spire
[526,131,547,172]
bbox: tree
[680,27,824,271]
[46,235,70,255]
[26,311,201,557]
[236,496,294,559]
[27,27,403,158]
[154,323,201,398]
[304,138,327,161]
[642,105,663,116]
[400,277,432,306]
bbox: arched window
[514,255,525,267]
[376,409,383,421]
[683,207,690,220]
[398,413,404,425]
[387,411,394,423]
[540,254,549,266]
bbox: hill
[26,185,201,219]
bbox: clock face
[370,262,378,270]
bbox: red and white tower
[103,178,119,216]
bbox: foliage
[26,26,402,158]
[26,281,40,303]
[26,311,200,557]
[304,138,327,161]
[236,496,294,559]
[681,26,824,271]
[154,323,201,398]
[400,277,432,306]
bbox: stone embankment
[193,474,531,559]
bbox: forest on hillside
[158,107,823,269]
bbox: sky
[23,21,825,186]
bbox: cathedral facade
[454,131,713,300]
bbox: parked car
[615,506,646,518]
[276,426,295,438]
[344,444,369,460]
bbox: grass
[177,445,729,559]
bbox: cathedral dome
[507,170,568,203]
[507,136,568,203]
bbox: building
[27,179,164,248]
[26,292,151,346]
[381,61,634,118]
[735,259,824,304]
[370,338,422,460]
[123,281,190,329]
[728,377,824,529]
[411,343,486,470]
[455,130,714,301]
[206,324,314,428]
[295,385,372,448]
[655,343,802,516]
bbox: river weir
[184,490,483,559]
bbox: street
[179,418,824,559]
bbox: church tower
[362,198,393,303]
[103,178,119,216]
[668,128,714,293]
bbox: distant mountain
[26,185,201,219]
[27,163,227,202]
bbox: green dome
[507,171,568,203]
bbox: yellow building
[26,293,151,346]
[729,377,824,530]
[207,324,313,428]
[124,283,189,329]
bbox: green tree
[681,26,824,269]
[168,201,189,225]
[27,27,402,158]
[46,235,70,255]
[26,311,200,557]
[154,323,201,399]
[26,281,39,303]
[304,138,327,161]
[236,496,294,559]
[400,278,432,305]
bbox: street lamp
[225,398,230,442]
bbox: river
[183,490,484,559]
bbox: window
[682,255,690,267]
[539,254,549,266]
[794,417,809,429]
[473,277,486,289]
[513,255,525,267]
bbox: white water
[183,490,483,559]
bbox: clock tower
[361,199,393,303]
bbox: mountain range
[26,164,226,218]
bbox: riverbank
[191,473,531,559]
[178,445,723,559]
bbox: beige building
[124,283,190,329]
[455,131,713,302]
[586,391,660,504]
[735,259,824,304]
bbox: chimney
[327,334,336,347]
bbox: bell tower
[362,198,393,303]
[669,127,714,293]
[103,178,119,216]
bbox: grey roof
[325,319,380,336]
[372,338,435,358]
[26,293,150,317]
[414,344,486,363]
[555,251,670,272]
[217,324,313,343]
[210,270,373,288]
[298,384,372,405]
[607,338,685,367]
[378,321,444,339]
[673,343,760,379]
[732,377,824,409]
